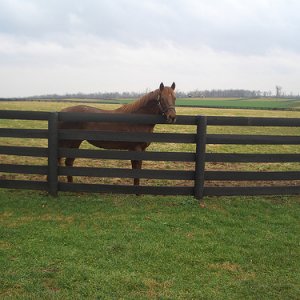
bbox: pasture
[3,96,300,111]
[1,100,300,299]
[176,97,300,110]
[90,96,300,110]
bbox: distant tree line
[1,88,299,100]
[176,89,273,98]
[22,91,143,100]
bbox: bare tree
[276,85,282,97]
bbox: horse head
[157,82,176,123]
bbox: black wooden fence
[0,110,300,199]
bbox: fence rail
[0,110,300,199]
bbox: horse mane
[116,89,160,114]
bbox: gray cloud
[0,0,300,96]
[1,0,299,53]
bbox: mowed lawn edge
[0,189,299,299]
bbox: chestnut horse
[58,82,176,185]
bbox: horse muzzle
[165,108,176,123]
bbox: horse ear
[171,82,176,90]
[159,82,164,91]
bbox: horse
[58,82,176,185]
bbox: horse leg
[65,157,76,183]
[131,159,142,186]
[62,140,82,183]
[130,144,145,188]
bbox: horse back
[59,105,155,150]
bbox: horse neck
[117,89,160,115]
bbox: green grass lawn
[3,96,299,110]
[176,98,300,110]
[0,190,299,299]
[88,97,300,110]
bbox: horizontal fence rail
[205,171,300,181]
[206,134,300,145]
[206,116,300,127]
[204,186,300,196]
[0,164,48,175]
[206,153,300,163]
[59,130,196,143]
[0,128,48,139]
[0,109,299,198]
[59,148,196,162]
[59,166,195,180]
[0,146,48,157]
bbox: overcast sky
[0,0,300,97]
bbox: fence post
[48,112,58,196]
[194,115,207,200]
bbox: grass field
[2,96,300,110]
[0,101,300,299]
[97,97,300,110]
[1,190,300,299]
[176,97,300,110]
